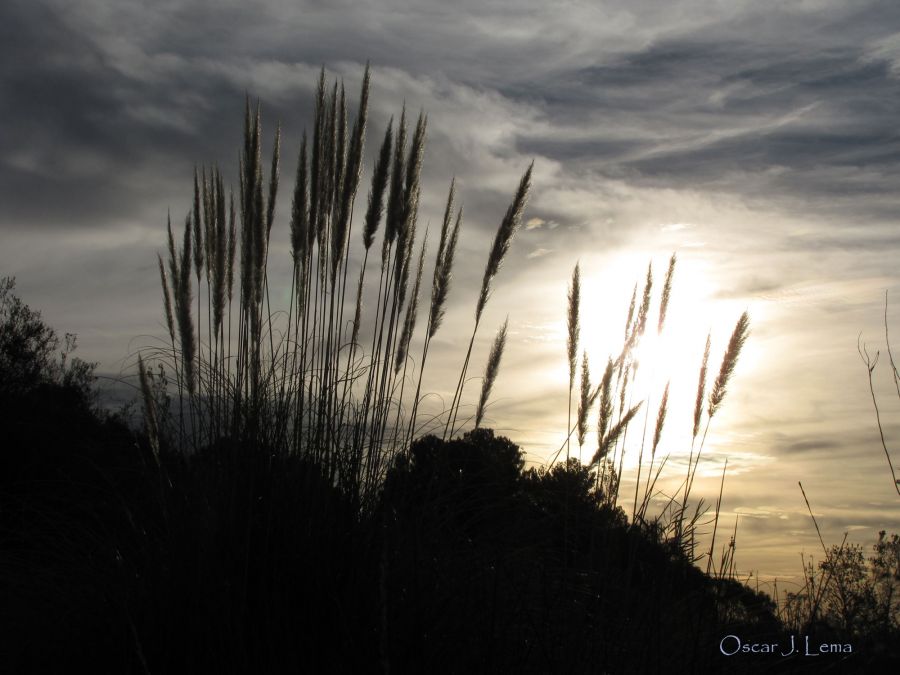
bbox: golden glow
[571,251,761,467]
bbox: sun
[574,251,760,464]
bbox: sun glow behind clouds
[557,247,763,472]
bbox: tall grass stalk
[144,66,533,510]
[445,162,533,439]
[566,263,581,463]
[475,318,508,429]
[407,181,460,445]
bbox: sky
[3,0,900,586]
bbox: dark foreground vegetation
[2,281,898,674]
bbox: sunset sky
[3,0,900,587]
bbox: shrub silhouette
[377,432,786,674]
[0,279,153,672]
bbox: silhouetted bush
[377,432,790,674]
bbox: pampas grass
[652,380,669,459]
[143,66,534,510]
[658,253,675,334]
[566,263,580,462]
[395,235,427,375]
[476,163,534,323]
[708,311,750,418]
[693,333,711,441]
[141,65,755,582]
[593,402,642,467]
[529,254,753,567]
[475,318,508,429]
[576,351,592,451]
[406,181,461,443]
[444,163,533,438]
[679,311,750,548]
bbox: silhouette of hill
[3,279,898,673]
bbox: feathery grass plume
[210,170,222,273]
[346,117,388,378]
[339,65,369,234]
[291,133,310,265]
[363,120,393,250]
[241,96,252,212]
[597,357,615,442]
[240,101,266,315]
[680,313,750,541]
[619,360,630,416]
[246,101,265,286]
[322,82,338,231]
[395,193,419,312]
[633,262,653,344]
[166,212,178,286]
[624,283,637,341]
[201,167,213,275]
[434,178,455,273]
[176,215,195,394]
[446,163,533,439]
[658,253,676,334]
[350,265,365,348]
[309,69,326,240]
[403,112,427,228]
[238,156,249,308]
[652,380,670,456]
[192,167,204,279]
[593,402,642,466]
[335,83,347,207]
[330,96,353,281]
[313,83,332,270]
[395,235,428,374]
[391,113,426,290]
[252,111,267,316]
[213,170,228,335]
[266,123,281,236]
[476,162,534,321]
[567,263,581,385]
[693,333,711,439]
[475,318,508,428]
[158,254,175,346]
[384,106,407,249]
[137,355,161,464]
[708,311,750,418]
[429,200,461,339]
[577,351,591,448]
[428,209,462,338]
[565,262,580,469]
[227,190,236,302]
